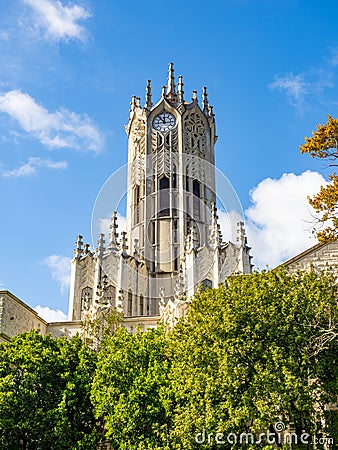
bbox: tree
[91,326,171,450]
[300,114,338,241]
[0,331,102,449]
[166,269,338,449]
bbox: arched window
[202,279,213,290]
[159,175,169,216]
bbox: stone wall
[284,241,338,275]
[0,291,47,342]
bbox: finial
[192,90,198,102]
[102,273,108,292]
[84,243,90,255]
[177,75,184,103]
[174,274,185,300]
[161,85,166,98]
[97,233,106,258]
[186,225,198,251]
[74,235,84,258]
[202,86,209,113]
[160,286,165,301]
[136,97,141,108]
[130,95,136,112]
[209,203,221,249]
[108,211,119,250]
[217,224,223,245]
[211,201,218,220]
[121,231,128,253]
[133,238,139,257]
[167,62,176,99]
[208,104,214,118]
[145,80,153,109]
[237,221,247,247]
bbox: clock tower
[68,64,252,325]
[125,63,217,291]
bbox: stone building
[67,62,252,329]
[5,64,338,341]
[0,64,253,340]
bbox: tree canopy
[90,269,337,449]
[0,331,102,449]
[166,269,338,449]
[300,115,338,241]
[0,269,337,449]
[91,326,170,450]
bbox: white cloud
[23,0,91,43]
[0,90,103,152]
[3,156,67,178]
[0,31,10,41]
[34,304,67,322]
[243,171,327,269]
[269,73,309,108]
[43,254,71,293]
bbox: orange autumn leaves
[301,115,338,242]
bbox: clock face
[152,112,176,133]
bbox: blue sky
[0,0,337,320]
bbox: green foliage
[91,326,171,449]
[0,270,336,449]
[0,331,102,449]
[166,269,338,449]
[82,307,123,350]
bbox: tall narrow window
[174,247,178,271]
[146,298,151,316]
[128,292,133,316]
[185,166,189,192]
[134,185,140,225]
[159,175,169,216]
[173,219,178,244]
[193,180,200,218]
[172,164,177,189]
[139,295,144,315]
[150,221,156,245]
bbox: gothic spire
[202,86,209,113]
[237,221,248,247]
[167,62,176,99]
[121,231,128,253]
[145,79,153,109]
[209,202,221,248]
[186,225,198,251]
[177,75,184,103]
[107,211,119,250]
[74,235,84,259]
[97,233,106,258]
